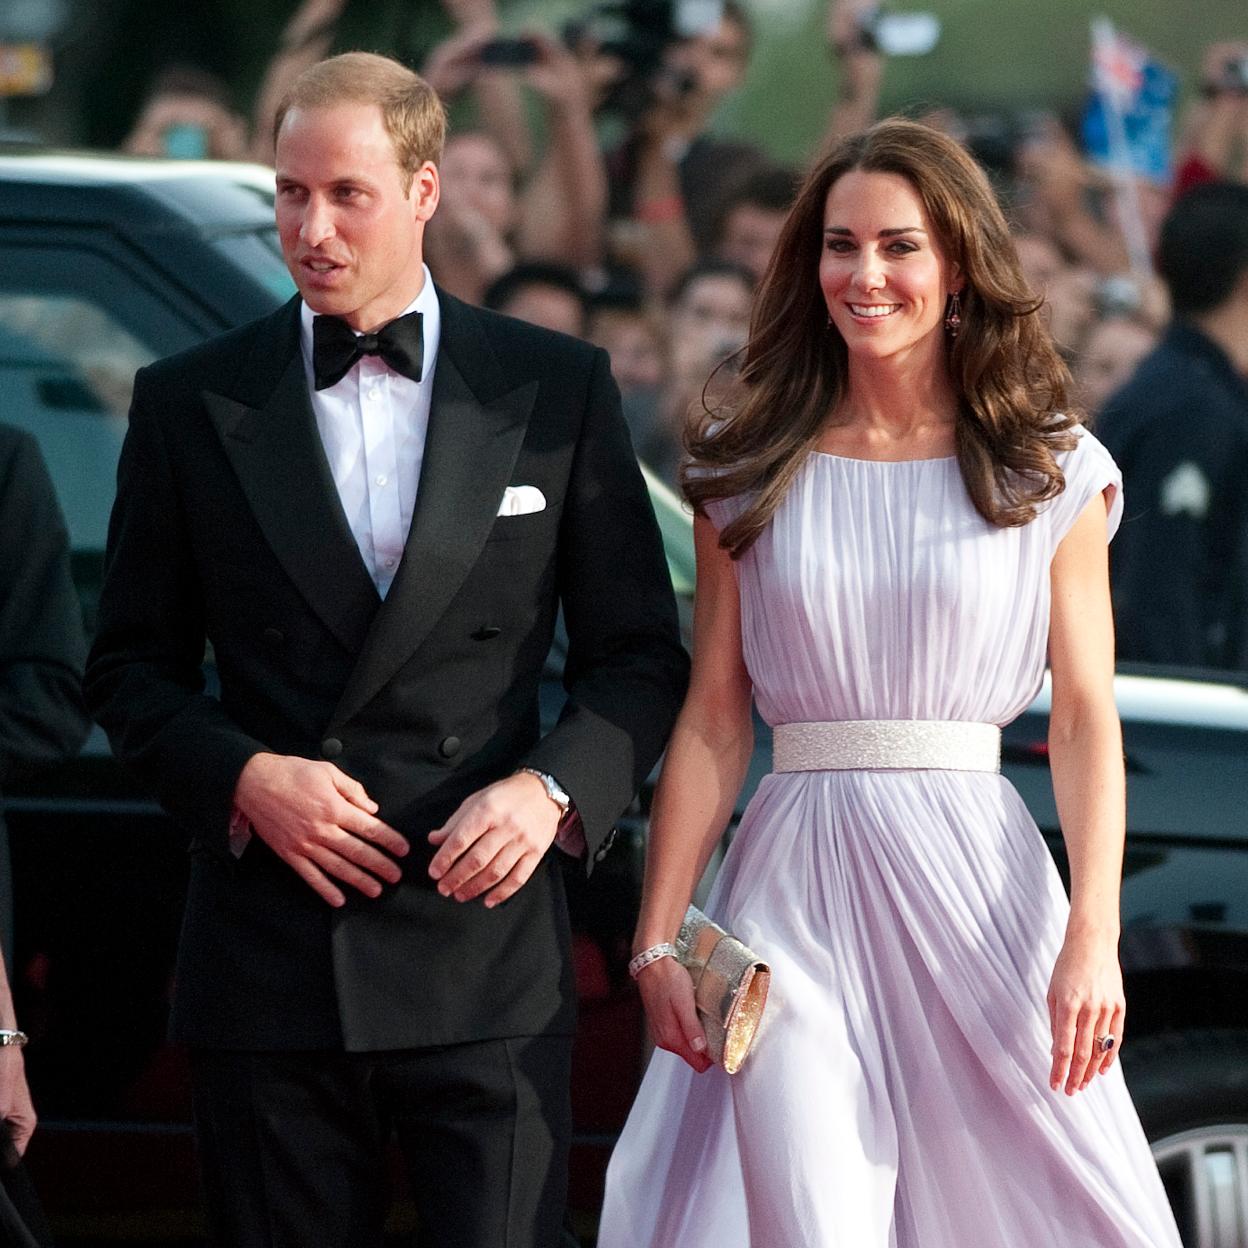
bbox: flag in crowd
[1082,18,1178,184]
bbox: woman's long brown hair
[682,118,1079,558]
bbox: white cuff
[227,806,253,859]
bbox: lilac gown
[598,429,1183,1247]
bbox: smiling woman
[599,117,1184,1248]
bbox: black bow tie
[312,310,424,390]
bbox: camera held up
[562,0,725,120]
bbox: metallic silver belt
[772,720,1001,774]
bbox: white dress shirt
[299,264,442,599]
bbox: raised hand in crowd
[438,0,499,26]
[619,85,702,298]
[249,0,349,159]
[420,23,526,304]
[1014,116,1132,277]
[821,0,885,148]
[603,5,757,299]
[512,31,607,269]
[123,68,250,161]
[424,6,609,284]
[422,22,503,102]
[432,1,536,175]
[1175,40,1248,189]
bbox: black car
[1005,666,1248,1247]
[2,152,1246,1248]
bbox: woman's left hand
[1046,929,1125,1095]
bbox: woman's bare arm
[1046,489,1126,1095]
[632,513,755,1070]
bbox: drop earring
[944,291,962,339]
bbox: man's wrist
[516,767,572,822]
[234,750,278,807]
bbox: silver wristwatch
[0,1029,28,1047]
[518,768,572,820]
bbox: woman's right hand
[636,957,713,1073]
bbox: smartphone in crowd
[856,8,941,58]
[672,0,725,38]
[163,123,209,160]
[476,37,541,68]
[1218,54,1248,92]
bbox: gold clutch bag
[675,905,771,1074]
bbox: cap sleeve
[685,437,738,534]
[687,420,762,533]
[695,489,745,534]
[1047,425,1124,552]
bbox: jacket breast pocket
[484,502,562,545]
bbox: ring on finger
[1094,1034,1115,1055]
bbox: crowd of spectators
[120,0,1248,667]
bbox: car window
[0,294,148,552]
[0,237,207,626]
[208,229,297,301]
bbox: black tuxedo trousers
[191,1036,573,1248]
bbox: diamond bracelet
[628,942,679,980]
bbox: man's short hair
[730,166,797,215]
[483,263,588,315]
[710,166,797,244]
[145,64,235,111]
[668,259,755,308]
[274,52,446,192]
[1158,182,1248,318]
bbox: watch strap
[518,767,572,818]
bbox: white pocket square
[497,485,547,517]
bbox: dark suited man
[1099,182,1248,670]
[86,53,688,1248]
[0,426,88,1248]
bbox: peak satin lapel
[329,351,537,729]
[203,352,380,655]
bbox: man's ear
[411,161,440,222]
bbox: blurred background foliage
[719,0,1248,161]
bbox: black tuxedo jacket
[85,290,688,1051]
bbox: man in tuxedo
[86,52,688,1248]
